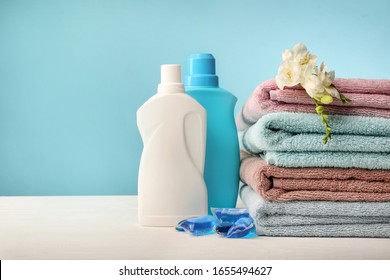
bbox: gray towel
[240,184,390,237]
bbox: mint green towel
[240,185,390,237]
[240,112,390,169]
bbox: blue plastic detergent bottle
[184,53,240,212]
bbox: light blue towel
[240,112,390,169]
[240,185,390,237]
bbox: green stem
[314,100,332,144]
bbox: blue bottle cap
[185,53,219,87]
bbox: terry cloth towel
[240,112,390,169]
[240,154,390,202]
[236,78,390,131]
[240,184,390,237]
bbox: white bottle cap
[157,64,185,94]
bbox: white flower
[301,70,324,98]
[276,43,341,104]
[300,63,340,104]
[316,62,340,99]
[275,60,301,89]
[275,43,351,144]
[292,43,317,66]
[282,49,293,61]
[276,43,317,90]
[324,86,340,99]
[317,63,332,86]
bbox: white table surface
[1,195,390,260]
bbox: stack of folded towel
[236,78,390,237]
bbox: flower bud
[315,106,324,114]
[320,94,333,104]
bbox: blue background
[1,0,389,195]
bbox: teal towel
[240,185,390,237]
[240,112,390,169]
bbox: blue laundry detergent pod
[215,221,233,236]
[212,208,250,223]
[226,217,256,238]
[175,215,219,236]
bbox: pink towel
[236,78,390,130]
[240,153,390,202]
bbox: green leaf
[340,93,352,103]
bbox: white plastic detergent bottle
[137,64,208,226]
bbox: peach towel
[240,153,390,202]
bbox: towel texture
[240,154,390,202]
[240,185,390,237]
[240,112,390,169]
[236,78,390,131]
[237,77,390,237]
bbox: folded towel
[240,112,390,169]
[240,153,390,202]
[240,184,390,237]
[236,78,390,131]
